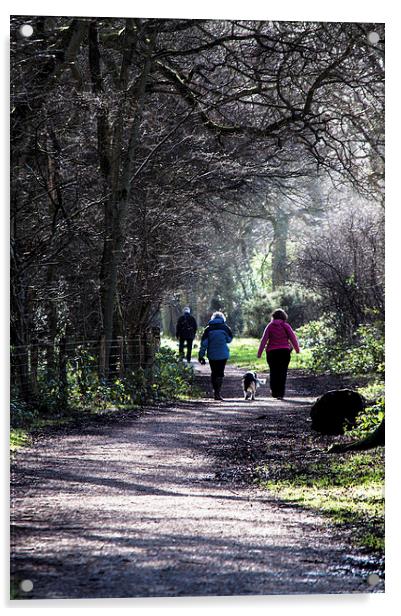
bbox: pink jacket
[257,319,300,357]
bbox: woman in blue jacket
[198,311,233,401]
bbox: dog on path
[242,371,263,401]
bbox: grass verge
[162,335,312,371]
[229,337,312,371]
[10,429,31,452]
[257,449,384,551]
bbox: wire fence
[10,328,162,407]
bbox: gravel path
[10,364,384,599]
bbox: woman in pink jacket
[257,308,300,399]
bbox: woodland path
[10,364,384,600]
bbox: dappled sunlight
[11,366,384,597]
[10,12,384,599]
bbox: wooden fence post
[99,334,106,379]
[30,339,39,398]
[59,335,68,409]
[117,336,125,378]
[130,335,142,371]
[152,326,161,351]
[14,345,34,404]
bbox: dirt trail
[10,364,384,599]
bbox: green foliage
[257,450,384,553]
[296,316,336,350]
[358,380,385,402]
[68,347,99,407]
[10,429,30,451]
[249,251,273,292]
[10,399,39,429]
[67,346,138,409]
[296,318,384,377]
[10,400,38,451]
[354,322,385,375]
[66,348,197,409]
[10,345,198,433]
[152,347,198,400]
[243,284,320,337]
[68,369,135,410]
[35,377,68,414]
[346,396,385,441]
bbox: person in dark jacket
[176,307,197,362]
[198,311,233,401]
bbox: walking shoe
[214,377,224,401]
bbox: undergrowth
[10,429,30,452]
[10,346,199,451]
[257,450,384,551]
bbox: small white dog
[242,371,263,401]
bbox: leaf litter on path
[10,364,384,598]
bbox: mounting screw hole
[367,31,380,45]
[20,579,33,592]
[367,573,380,587]
[19,24,33,38]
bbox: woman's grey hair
[211,311,226,321]
[272,308,288,321]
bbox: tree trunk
[58,336,68,409]
[271,212,289,290]
[98,22,153,376]
[30,340,39,398]
[45,128,62,380]
[10,245,35,404]
[328,418,385,453]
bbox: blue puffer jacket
[199,316,233,361]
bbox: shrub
[296,317,340,372]
[35,377,68,414]
[12,345,197,417]
[243,284,320,337]
[151,347,196,400]
[346,396,385,441]
[296,317,384,377]
[10,399,39,429]
[353,322,384,375]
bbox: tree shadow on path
[10,363,384,599]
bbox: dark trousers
[266,349,291,397]
[209,358,227,389]
[178,337,193,361]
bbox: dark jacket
[199,316,233,360]
[176,313,197,340]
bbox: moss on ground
[257,450,384,551]
[10,429,30,452]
